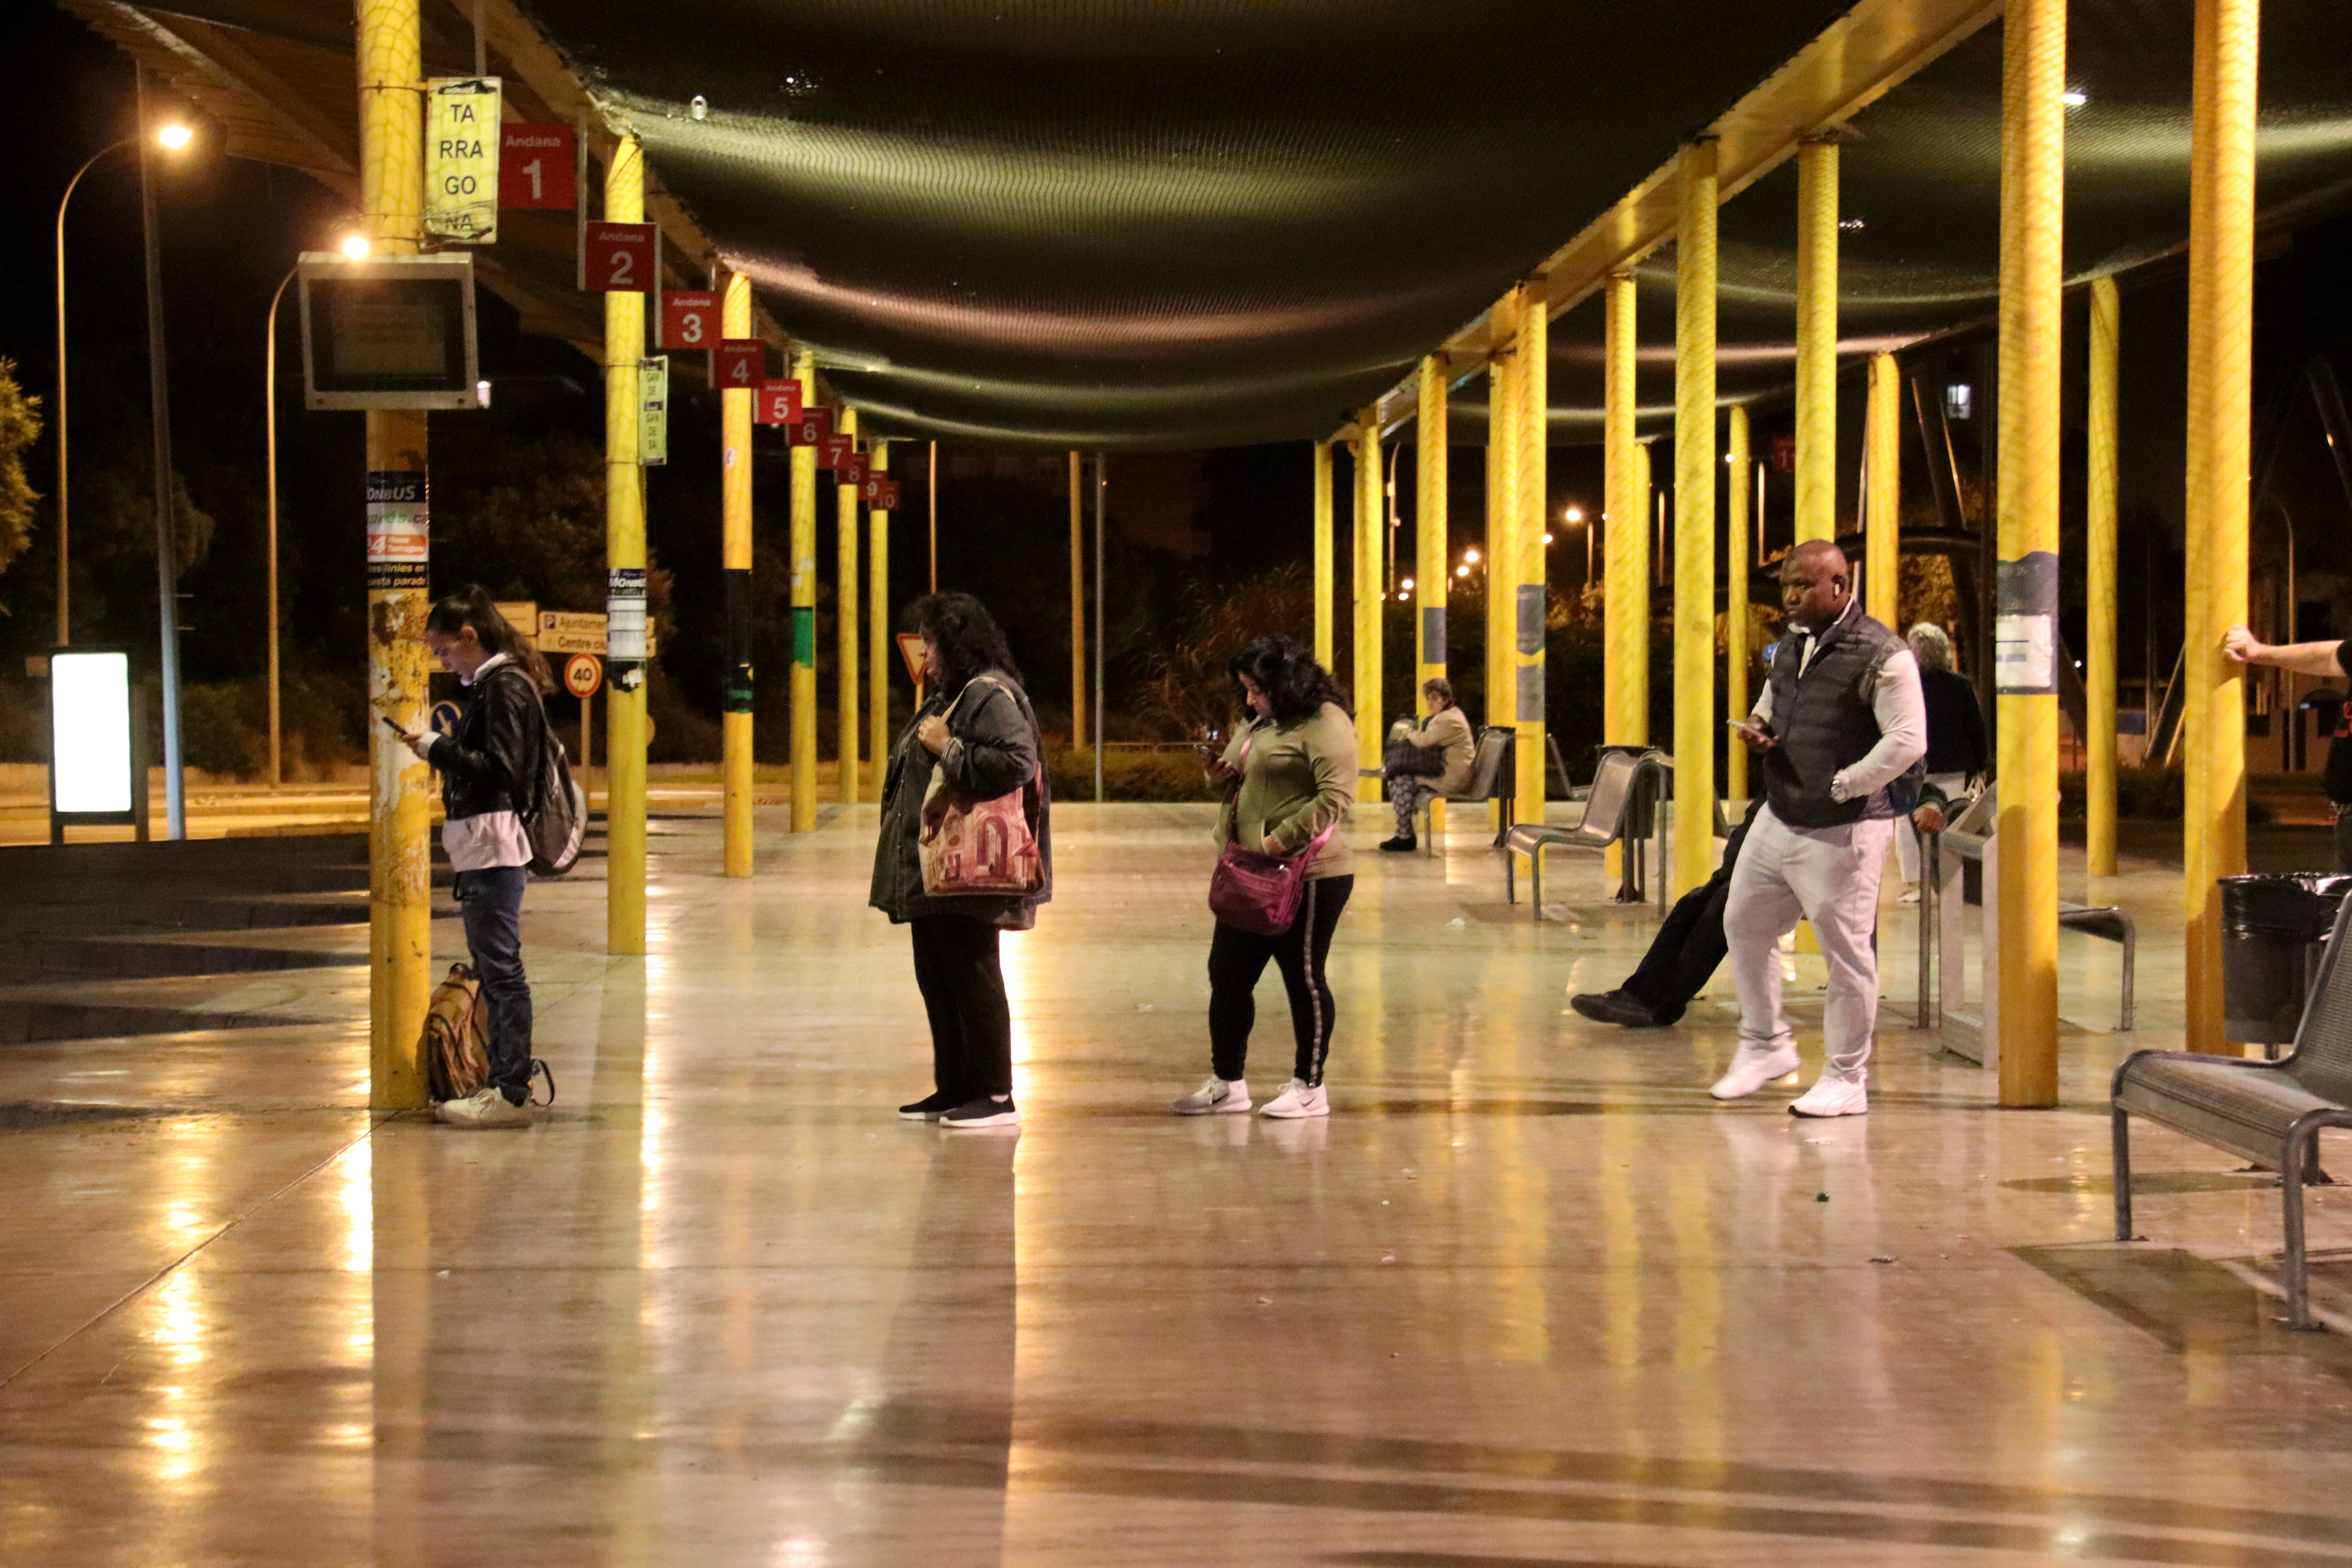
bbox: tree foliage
[0,360,43,579]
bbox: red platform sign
[716,340,765,391]
[755,379,802,425]
[819,433,856,471]
[788,406,833,448]
[861,476,901,509]
[661,291,718,351]
[500,124,575,209]
[581,221,657,293]
[838,454,869,487]
[1771,434,1797,474]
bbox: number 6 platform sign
[582,221,657,293]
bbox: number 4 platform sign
[425,78,502,243]
[500,123,576,210]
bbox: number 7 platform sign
[818,432,856,472]
[582,221,657,293]
[500,124,576,209]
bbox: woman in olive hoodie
[1173,635,1357,1120]
[871,594,1052,1130]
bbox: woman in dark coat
[871,593,1052,1129]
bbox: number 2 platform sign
[582,221,658,293]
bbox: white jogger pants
[1724,803,1896,1084]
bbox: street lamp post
[264,268,292,789]
[53,135,137,648]
[137,67,189,839]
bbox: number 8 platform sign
[582,221,657,293]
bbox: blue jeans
[456,867,532,1103]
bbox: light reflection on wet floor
[2,802,2350,1567]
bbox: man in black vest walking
[1716,540,1927,1116]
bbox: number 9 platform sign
[564,654,603,700]
[582,221,657,293]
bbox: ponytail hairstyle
[426,585,553,692]
[1227,635,1348,728]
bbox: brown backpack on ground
[421,962,491,1103]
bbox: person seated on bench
[1379,677,1475,853]
[2225,624,2352,872]
[1570,782,1957,1030]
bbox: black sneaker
[1569,989,1664,1028]
[1378,835,1418,853]
[899,1090,959,1121]
[939,1095,1020,1130]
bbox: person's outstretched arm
[2225,628,2345,679]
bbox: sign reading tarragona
[425,78,502,244]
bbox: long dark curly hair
[1227,635,1348,728]
[907,592,1022,695]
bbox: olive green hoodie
[1211,701,1357,881]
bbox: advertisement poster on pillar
[424,78,502,244]
[500,123,576,210]
[366,471,429,592]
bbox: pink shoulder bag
[1207,731,1336,936]
[918,676,1044,896]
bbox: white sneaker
[1897,883,1921,906]
[1172,1076,1251,1115]
[1789,1076,1869,1118]
[1259,1079,1330,1119]
[1709,1043,1801,1101]
[436,1086,530,1128]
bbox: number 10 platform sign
[424,77,502,243]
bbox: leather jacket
[427,661,545,824]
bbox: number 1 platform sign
[582,221,657,293]
[425,78,502,243]
[500,123,576,210]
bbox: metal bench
[1501,750,1640,918]
[1407,726,1516,851]
[2113,892,2352,1330]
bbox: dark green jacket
[869,670,1053,928]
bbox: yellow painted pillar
[1726,404,1751,805]
[2181,4,2215,1049]
[1488,293,1521,752]
[1993,0,2066,1107]
[2086,276,2121,878]
[2184,0,2257,1055]
[788,350,818,833]
[1354,406,1385,802]
[1794,138,1839,545]
[1672,139,1719,897]
[1865,352,1901,627]
[1515,284,1549,826]
[720,271,754,878]
[1415,355,1450,837]
[1069,451,1086,747]
[868,442,892,780]
[835,409,861,803]
[1312,441,1335,669]
[359,0,431,1107]
[603,137,649,957]
[1603,271,1647,753]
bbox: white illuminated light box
[297,252,481,411]
[48,648,146,843]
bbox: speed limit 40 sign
[563,652,603,699]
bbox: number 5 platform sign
[500,124,576,210]
[425,77,502,243]
[582,221,657,293]
[755,379,803,426]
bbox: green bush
[1046,748,1220,802]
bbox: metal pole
[1069,450,1086,747]
[1311,441,1334,669]
[1356,403,1386,803]
[787,348,818,835]
[869,443,892,784]
[1416,355,1448,838]
[1672,139,1719,898]
[135,70,185,842]
[2184,0,2258,1055]
[2086,275,2121,877]
[53,139,132,649]
[1993,0,2066,1107]
[605,135,650,950]
[1794,138,1839,545]
[928,439,939,592]
[720,271,754,876]
[1603,265,1645,861]
[1514,285,1549,829]
[836,409,861,803]
[1866,352,1902,628]
[265,267,291,788]
[355,0,431,1108]
[1093,453,1105,804]
[1727,404,1751,807]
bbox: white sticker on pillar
[607,568,648,689]
[1995,551,2059,695]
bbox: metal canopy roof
[55,0,2352,450]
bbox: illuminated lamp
[48,649,145,842]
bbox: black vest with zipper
[1762,606,1919,828]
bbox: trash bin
[2221,873,2352,1047]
